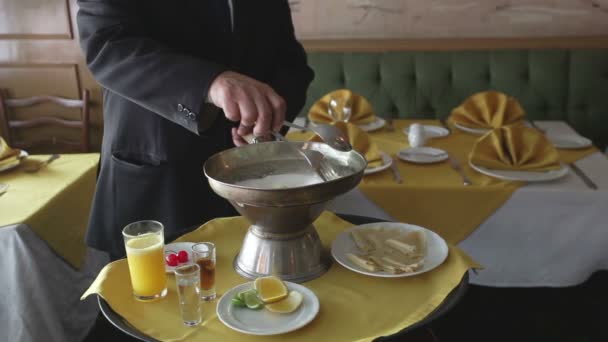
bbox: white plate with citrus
[331,222,449,278]
[216,277,319,336]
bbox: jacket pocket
[111,151,163,169]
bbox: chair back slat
[11,117,85,129]
[0,88,91,153]
[5,95,85,109]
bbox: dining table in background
[291,119,608,288]
[0,153,108,342]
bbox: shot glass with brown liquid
[192,242,216,301]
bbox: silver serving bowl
[204,141,366,282]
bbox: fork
[447,154,472,186]
[25,154,60,173]
[385,118,395,132]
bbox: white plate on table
[469,161,569,182]
[397,147,448,164]
[547,134,592,149]
[358,117,386,132]
[164,242,195,273]
[453,122,491,135]
[331,222,449,278]
[364,151,392,175]
[0,150,28,172]
[403,125,450,138]
[217,281,319,336]
[311,117,385,132]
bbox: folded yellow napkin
[310,121,383,168]
[451,91,525,129]
[308,89,376,125]
[0,136,20,168]
[470,123,561,171]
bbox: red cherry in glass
[166,253,178,266]
[177,250,189,263]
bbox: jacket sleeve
[267,0,315,123]
[76,0,226,134]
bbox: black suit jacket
[77,0,314,257]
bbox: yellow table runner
[83,212,479,342]
[0,153,99,268]
[288,120,597,243]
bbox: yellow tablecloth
[0,153,99,268]
[83,212,479,342]
[288,120,597,243]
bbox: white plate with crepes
[0,150,28,172]
[403,125,450,138]
[453,122,491,135]
[547,134,593,149]
[469,161,569,182]
[363,151,392,175]
[358,117,386,132]
[216,281,319,336]
[331,222,449,278]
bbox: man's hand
[208,71,286,146]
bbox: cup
[122,220,168,301]
[192,242,216,301]
[174,264,202,327]
[408,123,427,148]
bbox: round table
[99,214,469,341]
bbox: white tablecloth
[325,121,608,287]
[0,224,108,342]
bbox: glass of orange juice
[122,220,168,301]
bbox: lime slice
[237,289,256,301]
[231,297,245,307]
[243,290,264,310]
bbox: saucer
[547,134,592,149]
[397,147,448,164]
[164,242,195,273]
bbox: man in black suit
[77,0,314,260]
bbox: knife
[569,163,598,190]
[389,156,403,184]
[439,117,451,133]
[448,155,472,186]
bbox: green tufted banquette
[301,50,608,149]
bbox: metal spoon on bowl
[283,121,352,152]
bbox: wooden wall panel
[0,0,72,39]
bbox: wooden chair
[0,89,91,153]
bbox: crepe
[349,226,427,274]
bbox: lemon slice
[253,276,288,303]
[265,291,303,314]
